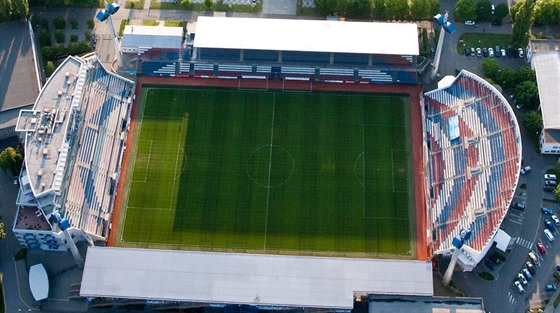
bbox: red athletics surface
[108,76,430,261]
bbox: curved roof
[424,70,522,253]
[29,263,49,301]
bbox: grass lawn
[119,88,415,258]
[142,19,159,26]
[457,33,512,55]
[164,20,184,27]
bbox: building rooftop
[194,17,419,56]
[16,57,83,203]
[81,247,433,309]
[0,20,40,112]
[121,25,184,49]
[532,52,560,130]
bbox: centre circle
[246,145,294,188]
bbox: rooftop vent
[37,170,43,176]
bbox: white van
[545,229,555,242]
[545,174,557,180]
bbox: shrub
[38,29,51,46]
[84,31,92,41]
[55,29,65,44]
[31,15,49,31]
[479,272,494,280]
[45,61,56,77]
[87,19,95,29]
[69,18,79,29]
[14,248,27,261]
[70,34,79,42]
[53,16,66,30]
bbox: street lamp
[430,12,456,80]
[96,1,123,68]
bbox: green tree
[476,0,493,21]
[510,1,523,23]
[513,65,536,84]
[515,81,540,109]
[384,0,408,20]
[481,58,500,80]
[55,29,65,44]
[346,0,372,19]
[0,146,23,177]
[533,0,560,25]
[45,61,56,77]
[315,0,340,15]
[12,0,29,19]
[495,3,509,20]
[53,16,65,29]
[511,0,534,47]
[372,0,386,19]
[555,184,560,201]
[454,0,477,21]
[520,110,543,135]
[410,0,432,20]
[0,222,5,240]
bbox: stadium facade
[129,16,430,84]
[12,54,134,251]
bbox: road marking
[515,237,534,249]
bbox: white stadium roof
[121,25,183,49]
[194,17,419,56]
[81,247,433,309]
[532,52,560,130]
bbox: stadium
[13,15,520,310]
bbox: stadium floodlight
[96,1,123,68]
[51,210,84,269]
[443,228,472,286]
[430,11,455,80]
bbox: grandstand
[423,70,522,269]
[136,16,430,84]
[12,55,134,250]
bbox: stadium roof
[121,25,183,49]
[0,20,40,112]
[532,51,560,130]
[81,247,433,309]
[194,17,419,56]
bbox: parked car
[545,180,558,187]
[495,46,501,57]
[543,207,554,215]
[515,281,525,294]
[491,20,502,26]
[470,47,475,56]
[476,47,482,57]
[464,46,471,56]
[465,20,476,26]
[546,284,557,292]
[552,215,560,226]
[523,268,533,280]
[521,166,532,174]
[518,273,528,286]
[545,229,555,242]
[501,48,506,57]
[545,219,555,231]
[512,202,526,211]
[518,47,524,58]
[483,47,489,57]
[526,261,536,275]
[489,47,494,57]
[485,260,497,271]
[489,254,503,265]
[544,186,555,192]
[507,47,514,58]
[537,242,547,254]
[528,251,538,264]
[545,174,557,180]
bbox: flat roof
[81,247,433,309]
[0,20,40,112]
[122,25,183,49]
[533,52,560,129]
[194,17,419,56]
[29,263,49,301]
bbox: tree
[346,0,372,19]
[515,81,540,109]
[481,58,500,80]
[533,0,560,25]
[0,146,24,177]
[511,0,535,47]
[512,65,536,84]
[454,0,477,21]
[495,3,509,20]
[410,0,432,20]
[476,0,493,21]
[53,16,65,29]
[521,110,543,135]
[45,61,56,77]
[12,0,29,19]
[510,1,523,23]
[384,0,408,20]
[315,0,340,15]
[372,0,387,19]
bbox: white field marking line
[143,115,184,120]
[131,139,153,183]
[263,93,276,250]
[362,124,367,219]
[353,152,365,187]
[127,206,172,211]
[391,149,407,194]
[170,117,185,209]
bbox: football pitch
[118,87,416,258]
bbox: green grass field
[119,87,415,258]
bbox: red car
[537,242,547,254]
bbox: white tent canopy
[29,263,49,301]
